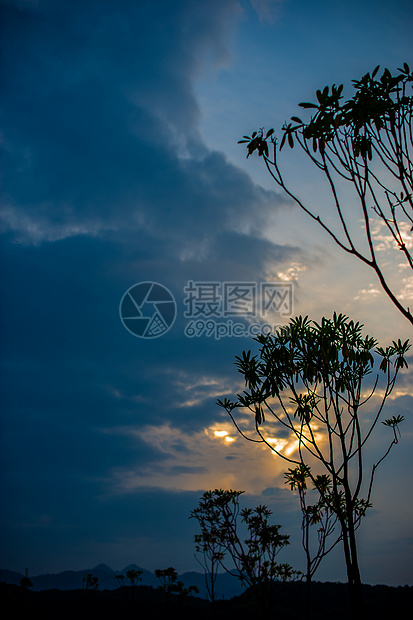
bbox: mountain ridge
[0,564,243,599]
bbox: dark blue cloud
[0,0,302,577]
[0,230,297,432]
[0,0,287,249]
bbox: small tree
[284,464,340,615]
[82,573,99,591]
[218,313,409,617]
[125,568,142,587]
[190,489,299,612]
[192,513,224,603]
[114,573,125,587]
[19,568,33,590]
[155,566,179,592]
[239,64,413,325]
[155,567,199,598]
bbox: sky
[0,0,412,587]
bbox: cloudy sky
[1,0,412,586]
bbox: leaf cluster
[155,567,199,597]
[219,314,409,428]
[190,489,299,595]
[82,573,99,591]
[241,64,412,160]
[238,128,274,157]
[125,568,143,586]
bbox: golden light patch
[285,441,299,457]
[104,421,290,496]
[266,437,288,452]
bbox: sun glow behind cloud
[101,418,299,496]
[213,429,236,442]
[103,405,342,497]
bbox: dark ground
[2,580,412,620]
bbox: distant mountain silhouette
[0,564,243,599]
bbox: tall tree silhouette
[218,313,409,617]
[240,64,413,325]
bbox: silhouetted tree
[19,568,33,590]
[155,566,178,591]
[218,313,409,618]
[114,573,125,587]
[125,568,142,587]
[284,463,340,615]
[191,489,299,612]
[192,514,224,603]
[239,64,413,325]
[82,573,99,591]
[155,567,199,599]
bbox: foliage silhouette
[217,313,409,617]
[155,566,199,598]
[191,504,224,603]
[19,568,33,590]
[125,568,142,587]
[114,573,125,587]
[190,489,299,612]
[284,463,341,615]
[239,64,413,325]
[82,573,99,591]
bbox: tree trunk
[347,516,363,620]
[305,571,312,619]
